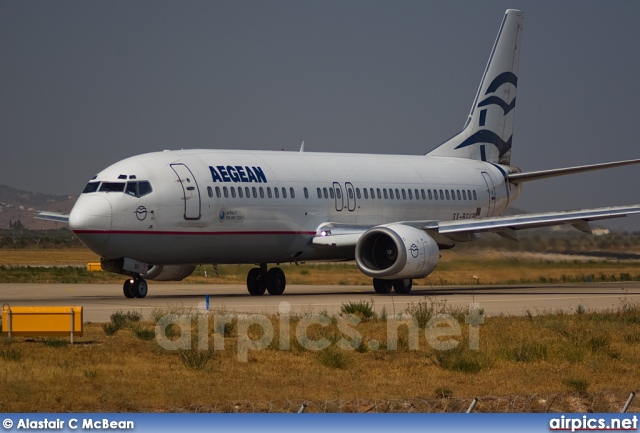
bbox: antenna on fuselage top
[299,141,305,152]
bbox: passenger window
[462,190,467,200]
[457,190,461,200]
[408,189,413,200]
[395,188,400,199]
[445,190,450,200]
[389,189,394,199]
[370,188,375,199]
[323,187,328,199]
[402,189,407,200]
[223,187,229,198]
[282,187,287,199]
[290,187,295,199]
[215,186,221,198]
[468,190,472,200]
[207,186,213,198]
[267,187,272,198]
[377,188,381,199]
[473,190,477,200]
[422,189,426,200]
[363,188,368,199]
[274,188,279,198]
[253,187,257,198]
[439,190,444,200]
[317,188,322,199]
[304,188,309,199]
[428,189,433,200]
[355,189,360,200]
[231,187,236,198]
[330,188,334,199]
[260,187,265,198]
[336,188,341,199]
[383,189,388,199]
[238,187,243,198]
[415,189,420,199]
[433,190,438,200]
[245,187,250,198]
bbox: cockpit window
[83,182,100,193]
[125,181,153,198]
[100,182,126,193]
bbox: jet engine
[355,224,439,279]
[143,265,196,281]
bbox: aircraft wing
[422,204,640,241]
[313,204,640,247]
[34,211,70,223]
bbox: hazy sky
[2,1,639,229]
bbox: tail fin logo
[455,72,518,160]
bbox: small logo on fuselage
[409,243,419,258]
[219,209,226,222]
[135,206,148,221]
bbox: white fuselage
[69,149,521,265]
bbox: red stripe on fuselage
[72,230,317,236]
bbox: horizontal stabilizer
[34,211,70,224]
[508,159,640,183]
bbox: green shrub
[563,377,589,394]
[317,348,351,369]
[178,348,214,371]
[341,301,375,320]
[0,348,23,362]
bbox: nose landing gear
[123,277,148,298]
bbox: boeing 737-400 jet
[36,10,640,299]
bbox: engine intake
[355,224,439,279]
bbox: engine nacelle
[143,265,196,281]
[355,224,440,279]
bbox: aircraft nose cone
[69,195,113,252]
[70,195,112,232]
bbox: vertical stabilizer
[428,9,523,165]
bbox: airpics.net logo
[153,301,484,362]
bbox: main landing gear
[373,278,413,294]
[123,277,148,298]
[246,264,286,296]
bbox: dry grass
[1,300,640,412]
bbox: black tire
[123,279,135,298]
[265,267,286,295]
[393,279,413,294]
[247,267,266,296]
[373,278,392,294]
[133,279,148,298]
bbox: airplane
[36,9,640,299]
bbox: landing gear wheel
[133,279,148,298]
[373,278,393,294]
[393,279,413,294]
[265,267,286,295]
[123,279,135,298]
[247,268,266,296]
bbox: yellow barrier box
[86,262,102,271]
[2,306,83,339]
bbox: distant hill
[0,184,77,229]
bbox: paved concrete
[1,282,639,322]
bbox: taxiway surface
[2,282,639,322]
